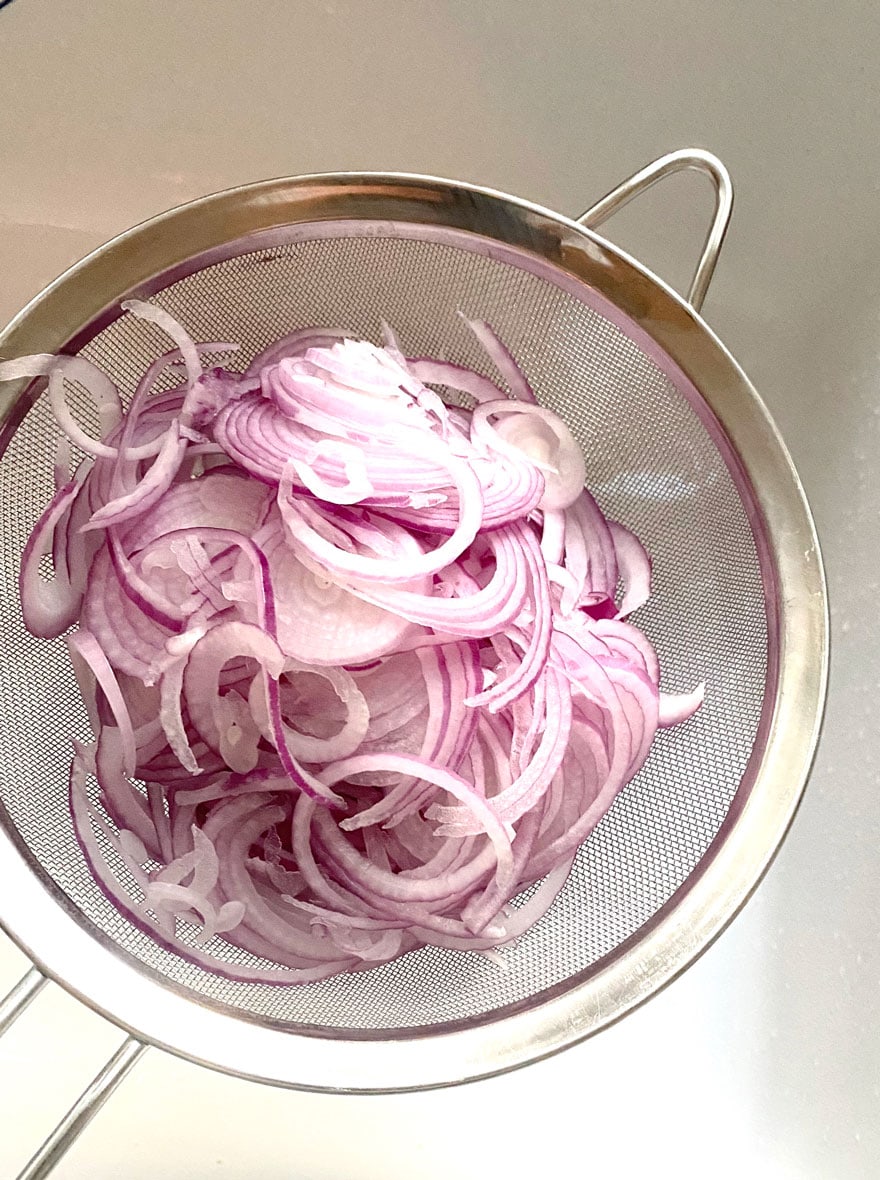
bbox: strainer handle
[0,966,47,1037]
[1,965,147,1178]
[576,148,733,313]
[15,1035,146,1180]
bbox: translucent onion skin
[4,310,703,985]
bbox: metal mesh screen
[0,225,768,1033]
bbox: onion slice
[18,480,83,638]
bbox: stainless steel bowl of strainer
[0,149,828,1179]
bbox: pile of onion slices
[0,305,702,983]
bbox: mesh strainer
[0,150,827,1178]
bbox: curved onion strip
[19,480,83,638]
[465,527,553,711]
[404,357,506,404]
[245,327,352,375]
[122,299,203,389]
[82,422,187,532]
[94,728,162,859]
[278,447,484,585]
[67,630,138,776]
[290,438,375,505]
[345,522,530,637]
[471,400,586,511]
[264,676,348,809]
[0,354,123,454]
[609,520,652,618]
[249,661,369,764]
[319,752,514,903]
[106,529,189,634]
[432,667,573,831]
[659,683,705,727]
[462,317,537,404]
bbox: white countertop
[0,1,877,1176]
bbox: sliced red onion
[108,530,191,634]
[82,422,186,532]
[471,401,587,511]
[94,728,162,859]
[609,520,652,618]
[264,676,348,810]
[67,630,137,776]
[462,317,537,404]
[404,357,507,405]
[18,480,83,638]
[261,532,423,665]
[561,488,619,607]
[121,299,204,389]
[540,509,566,564]
[245,327,353,375]
[53,435,73,492]
[318,752,514,905]
[344,521,530,637]
[249,661,369,764]
[434,667,572,832]
[13,309,703,984]
[658,683,705,727]
[289,438,375,505]
[0,352,122,440]
[278,447,484,585]
[159,651,202,774]
[180,621,284,769]
[71,771,352,983]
